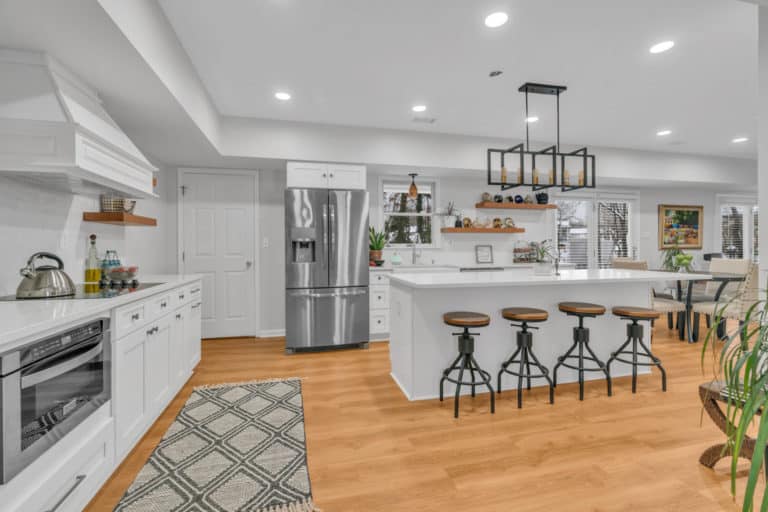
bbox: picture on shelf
[475,245,494,264]
[658,204,703,249]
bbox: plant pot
[369,249,383,262]
[533,261,554,275]
[443,215,457,228]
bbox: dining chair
[610,258,686,331]
[692,261,758,340]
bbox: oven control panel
[20,320,105,367]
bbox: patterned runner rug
[114,378,318,512]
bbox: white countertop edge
[0,274,203,350]
[388,269,708,289]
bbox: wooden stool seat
[501,307,548,322]
[443,311,491,328]
[612,306,661,320]
[558,302,606,316]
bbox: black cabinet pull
[131,313,140,321]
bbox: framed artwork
[658,204,703,249]
[475,245,494,264]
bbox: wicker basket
[100,195,124,212]
[100,196,136,213]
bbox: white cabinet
[188,300,203,370]
[146,315,172,414]
[114,328,148,458]
[170,309,188,388]
[369,270,392,338]
[328,163,367,189]
[287,161,366,189]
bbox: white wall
[0,170,176,296]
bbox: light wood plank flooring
[87,323,758,511]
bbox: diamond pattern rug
[114,378,318,512]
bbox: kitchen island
[388,269,702,400]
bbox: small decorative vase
[533,261,554,275]
[443,215,457,228]
[454,218,463,228]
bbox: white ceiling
[159,0,758,159]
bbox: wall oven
[0,318,110,483]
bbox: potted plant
[661,244,686,271]
[369,226,387,264]
[673,252,694,272]
[702,286,767,511]
[532,239,557,275]
[442,201,458,228]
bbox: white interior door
[181,171,257,338]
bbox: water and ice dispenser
[290,227,316,263]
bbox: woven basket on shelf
[100,196,136,213]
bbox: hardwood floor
[87,322,758,511]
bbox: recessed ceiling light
[656,129,672,136]
[649,41,675,54]
[412,105,427,113]
[275,91,291,101]
[484,12,509,28]
[526,116,539,123]
[732,137,749,143]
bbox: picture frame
[475,244,494,264]
[658,204,703,249]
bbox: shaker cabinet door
[114,329,148,459]
[287,162,329,188]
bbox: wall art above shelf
[440,227,526,234]
[474,202,557,210]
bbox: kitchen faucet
[409,233,422,265]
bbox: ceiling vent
[412,116,436,124]
[0,49,157,198]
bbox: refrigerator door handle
[329,202,336,264]
[322,202,329,269]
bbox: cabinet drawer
[172,285,189,308]
[371,272,391,285]
[115,303,146,338]
[147,293,173,321]
[39,419,114,512]
[370,285,389,309]
[370,310,390,333]
[188,282,202,303]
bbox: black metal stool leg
[526,348,554,404]
[470,355,495,413]
[469,363,477,398]
[582,341,611,397]
[454,355,467,418]
[517,348,526,408]
[553,340,578,387]
[607,337,632,374]
[632,335,638,393]
[497,345,521,394]
[578,334,585,400]
[637,336,667,392]
[440,353,462,402]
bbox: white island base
[387,269,701,401]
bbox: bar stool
[607,306,667,393]
[553,302,612,400]
[497,307,554,408]
[439,311,495,418]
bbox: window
[382,181,434,245]
[556,196,635,269]
[717,198,758,262]
[720,206,745,258]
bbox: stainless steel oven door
[0,332,111,483]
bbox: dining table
[662,270,747,343]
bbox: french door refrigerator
[285,188,369,352]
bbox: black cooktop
[0,282,163,301]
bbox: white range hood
[0,49,156,198]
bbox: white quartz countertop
[0,274,202,349]
[388,269,707,289]
[369,263,536,272]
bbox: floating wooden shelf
[83,212,157,226]
[441,227,525,234]
[475,202,557,210]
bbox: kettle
[16,252,76,299]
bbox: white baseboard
[257,329,286,338]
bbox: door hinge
[180,185,187,196]
[182,251,185,262]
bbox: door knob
[246,260,253,269]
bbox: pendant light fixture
[408,173,419,198]
[486,82,596,192]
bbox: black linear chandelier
[486,82,596,192]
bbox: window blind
[753,205,759,262]
[720,205,745,258]
[597,201,631,269]
[555,199,590,269]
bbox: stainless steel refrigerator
[285,188,369,352]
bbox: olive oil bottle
[85,234,101,292]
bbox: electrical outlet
[262,237,269,248]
